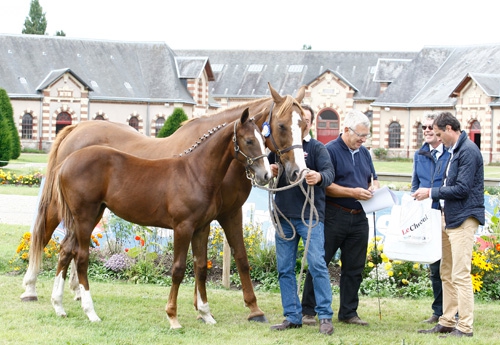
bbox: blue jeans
[275,217,333,325]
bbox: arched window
[129,116,139,131]
[22,113,33,139]
[416,122,423,148]
[56,112,72,135]
[155,117,165,137]
[388,122,401,148]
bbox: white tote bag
[383,194,442,264]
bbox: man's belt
[326,200,363,214]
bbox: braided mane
[178,123,227,156]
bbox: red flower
[140,239,145,247]
[207,260,213,269]
[135,235,141,241]
[496,243,500,252]
[125,248,129,252]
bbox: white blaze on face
[291,110,307,172]
[254,128,272,176]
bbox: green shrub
[373,147,387,160]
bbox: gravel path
[0,194,39,227]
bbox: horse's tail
[28,124,77,274]
[55,167,74,237]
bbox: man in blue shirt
[302,110,378,327]
[411,112,450,324]
[269,104,335,335]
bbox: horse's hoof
[248,315,268,323]
[20,296,38,302]
[197,314,217,324]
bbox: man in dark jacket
[411,112,450,324]
[269,104,335,335]
[413,111,484,338]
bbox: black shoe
[418,324,454,334]
[439,328,473,338]
[270,319,302,331]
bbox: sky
[1,0,500,52]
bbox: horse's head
[263,83,308,182]
[234,108,272,186]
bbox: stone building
[0,34,214,151]
[179,46,500,163]
[1,34,499,163]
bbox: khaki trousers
[439,216,478,334]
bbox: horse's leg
[21,200,60,301]
[166,229,193,329]
[191,225,216,324]
[70,208,105,302]
[74,232,101,322]
[69,259,81,300]
[217,210,267,322]
[51,234,76,317]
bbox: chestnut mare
[52,109,271,328]
[22,83,307,323]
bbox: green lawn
[1,259,499,345]
[1,157,499,344]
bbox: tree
[0,112,12,168]
[22,0,47,35]
[55,30,66,36]
[302,44,312,50]
[157,108,189,138]
[0,89,21,159]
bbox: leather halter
[233,120,268,169]
[265,102,303,158]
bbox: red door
[56,112,72,135]
[316,109,339,144]
[469,120,481,149]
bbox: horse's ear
[295,85,306,103]
[240,107,250,124]
[268,82,284,103]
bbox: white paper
[357,186,398,213]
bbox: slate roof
[3,35,499,110]
[0,34,195,104]
[374,44,500,107]
[175,49,418,100]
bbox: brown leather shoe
[302,314,317,326]
[270,319,302,331]
[319,318,334,335]
[340,316,369,326]
[422,314,439,323]
[418,324,454,334]
[439,328,473,338]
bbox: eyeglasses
[349,127,371,139]
[422,125,433,130]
